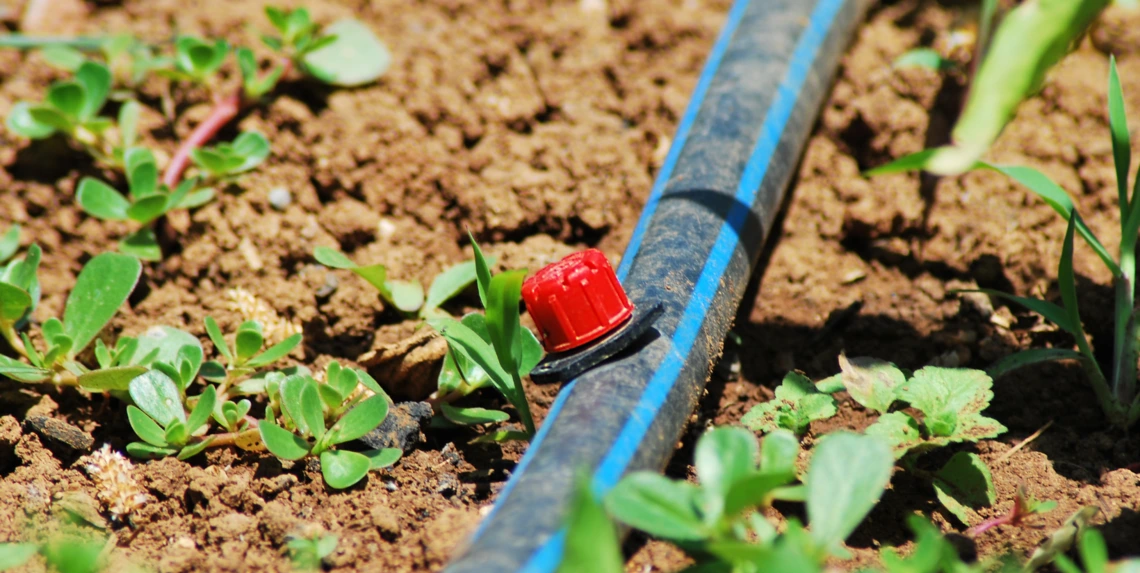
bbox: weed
[286,531,339,571]
[258,360,401,489]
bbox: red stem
[162,90,242,188]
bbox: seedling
[313,246,425,314]
[746,356,1006,526]
[201,316,302,386]
[5,61,116,160]
[0,252,143,390]
[162,36,229,84]
[125,371,218,460]
[967,485,1057,537]
[77,136,266,260]
[603,428,893,569]
[874,58,1140,429]
[258,361,401,489]
[873,515,1022,573]
[286,531,338,571]
[427,236,541,439]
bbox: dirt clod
[24,416,93,457]
[360,402,433,451]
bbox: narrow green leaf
[485,269,526,375]
[1109,56,1130,215]
[301,380,326,443]
[186,386,217,434]
[300,20,390,86]
[0,354,50,383]
[246,333,301,368]
[1058,216,1082,337]
[280,374,311,433]
[439,402,509,425]
[327,394,389,445]
[76,178,130,221]
[124,147,158,198]
[118,100,140,149]
[0,225,20,263]
[77,365,146,391]
[893,48,952,71]
[127,405,169,447]
[864,149,938,176]
[129,370,185,427]
[178,188,216,209]
[63,252,141,355]
[963,289,1076,335]
[177,437,214,460]
[986,347,1085,379]
[204,316,232,362]
[125,441,179,459]
[470,233,492,308]
[259,419,311,460]
[26,105,72,133]
[320,449,370,489]
[469,429,531,443]
[1078,528,1109,573]
[806,432,893,549]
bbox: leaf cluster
[740,371,837,436]
[259,361,400,489]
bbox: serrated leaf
[898,366,1007,446]
[259,419,311,460]
[806,432,894,549]
[864,411,925,459]
[320,449,371,489]
[839,354,904,413]
[301,20,390,86]
[604,472,708,543]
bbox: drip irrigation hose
[445,0,869,571]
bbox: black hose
[445,0,869,570]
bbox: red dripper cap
[522,249,634,353]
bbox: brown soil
[5,0,1140,571]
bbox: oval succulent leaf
[76,178,130,221]
[127,405,169,447]
[6,101,56,138]
[259,419,311,460]
[62,252,142,355]
[186,386,218,434]
[124,147,158,198]
[327,394,389,445]
[47,81,85,118]
[319,449,370,489]
[74,61,111,120]
[129,370,186,427]
[363,447,401,470]
[300,20,390,87]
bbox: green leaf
[313,247,414,309]
[301,20,390,86]
[427,317,517,409]
[893,48,952,71]
[470,429,531,443]
[320,449,370,489]
[0,354,50,383]
[363,447,402,470]
[6,101,57,138]
[164,420,189,446]
[177,437,214,460]
[235,327,264,363]
[838,354,904,414]
[118,100,140,149]
[129,370,186,427]
[124,147,158,198]
[125,441,179,459]
[986,347,1085,380]
[759,429,800,476]
[27,105,73,133]
[485,269,527,375]
[74,61,111,120]
[246,333,301,368]
[694,427,757,494]
[47,81,85,118]
[605,472,708,543]
[178,188,216,209]
[965,289,1077,336]
[77,365,146,391]
[864,149,939,176]
[204,316,232,362]
[41,45,86,70]
[439,402,509,425]
[741,372,837,435]
[186,386,217,434]
[1077,528,1109,573]
[422,259,489,315]
[386,279,425,313]
[932,452,995,526]
[723,471,797,517]
[0,225,19,263]
[231,131,271,173]
[470,233,492,308]
[301,379,326,443]
[1109,56,1130,215]
[806,432,894,550]
[559,472,624,573]
[119,228,162,261]
[279,374,311,432]
[0,283,31,322]
[175,36,228,79]
[135,326,201,368]
[126,195,169,225]
[63,252,141,356]
[327,394,389,445]
[259,419,311,460]
[897,366,1007,445]
[76,178,130,221]
[865,411,925,459]
[127,405,169,447]
[265,6,288,34]
[0,542,39,570]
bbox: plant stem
[161,91,241,188]
[0,325,28,359]
[511,371,535,436]
[1112,250,1137,407]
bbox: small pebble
[315,273,339,299]
[268,187,292,211]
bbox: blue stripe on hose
[464,0,752,546]
[520,0,846,570]
[615,0,752,281]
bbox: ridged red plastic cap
[522,249,634,353]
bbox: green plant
[258,361,401,489]
[0,535,106,573]
[76,141,253,260]
[0,225,20,264]
[427,236,541,440]
[0,252,143,390]
[5,62,115,158]
[125,370,218,459]
[601,427,893,570]
[286,531,338,571]
[558,472,624,573]
[313,246,425,314]
[872,58,1140,429]
[967,485,1057,537]
[745,356,1006,526]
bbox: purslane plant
[871,57,1140,429]
[258,361,401,489]
[427,237,542,440]
[0,251,143,390]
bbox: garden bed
[3,0,1140,572]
